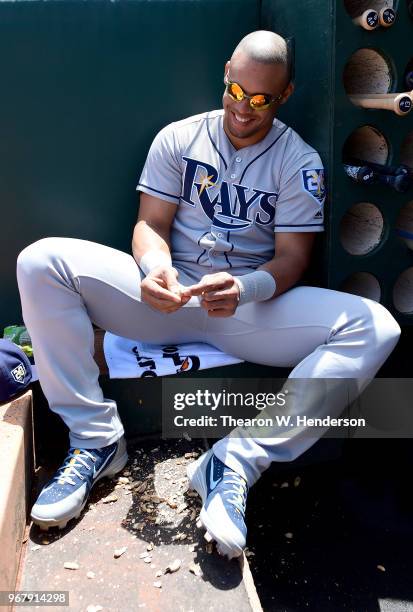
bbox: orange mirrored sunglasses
[224,74,283,110]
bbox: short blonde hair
[232,30,292,81]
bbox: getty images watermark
[160,378,383,439]
[172,388,365,429]
[162,378,413,439]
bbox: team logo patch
[11,363,26,384]
[182,157,278,230]
[301,169,326,204]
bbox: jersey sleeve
[274,150,326,233]
[136,123,182,204]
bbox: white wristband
[138,250,173,276]
[234,270,276,305]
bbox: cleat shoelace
[54,449,96,486]
[222,470,248,517]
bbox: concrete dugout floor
[18,438,260,612]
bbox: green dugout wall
[0,0,260,331]
[2,0,413,330]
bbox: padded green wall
[0,0,259,331]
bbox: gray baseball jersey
[137,109,325,275]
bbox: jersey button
[230,173,236,179]
[235,157,242,163]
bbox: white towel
[103,332,243,379]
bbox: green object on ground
[3,325,32,346]
[3,325,33,357]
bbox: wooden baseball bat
[379,6,396,26]
[349,92,413,116]
[352,9,379,29]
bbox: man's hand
[141,266,191,313]
[187,272,240,317]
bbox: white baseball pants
[17,238,400,486]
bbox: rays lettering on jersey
[182,157,278,231]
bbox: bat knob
[379,7,396,27]
[396,95,413,116]
[365,9,379,29]
[394,165,411,177]
[343,164,376,185]
[353,9,379,30]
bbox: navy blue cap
[0,339,33,403]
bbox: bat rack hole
[400,131,413,168]
[340,202,384,255]
[343,48,394,95]
[393,267,413,313]
[342,125,390,164]
[339,272,381,301]
[396,200,413,250]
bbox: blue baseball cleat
[187,449,248,559]
[31,436,128,530]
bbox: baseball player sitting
[17,30,400,559]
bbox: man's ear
[280,81,295,105]
[224,60,230,80]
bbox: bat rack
[263,0,413,324]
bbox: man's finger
[202,289,234,302]
[201,298,231,310]
[186,282,207,297]
[180,294,192,305]
[187,277,232,296]
[143,295,183,312]
[162,268,182,295]
[144,280,182,303]
[179,286,192,299]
